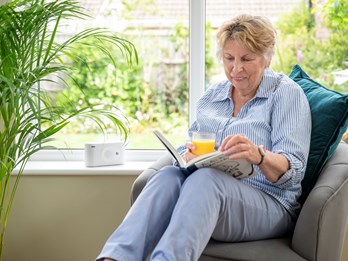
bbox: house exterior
[54,0,306,92]
[75,0,305,30]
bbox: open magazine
[153,130,255,179]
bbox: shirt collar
[210,80,232,102]
[255,68,280,98]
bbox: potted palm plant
[0,0,138,259]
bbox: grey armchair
[131,142,348,261]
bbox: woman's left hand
[218,134,261,165]
[219,134,291,183]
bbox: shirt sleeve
[270,81,312,189]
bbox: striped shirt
[178,68,312,218]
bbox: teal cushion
[289,64,348,203]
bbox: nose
[231,61,243,74]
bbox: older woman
[97,14,311,261]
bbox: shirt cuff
[273,168,294,188]
[272,151,305,188]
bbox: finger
[231,134,248,144]
[221,135,241,152]
[227,151,253,164]
[185,143,195,151]
[225,142,259,163]
[219,135,233,151]
[222,135,253,156]
[223,142,246,156]
[183,151,197,162]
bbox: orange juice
[192,139,215,156]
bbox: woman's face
[222,39,268,95]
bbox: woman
[97,14,311,261]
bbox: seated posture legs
[96,166,293,261]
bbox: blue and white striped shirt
[178,68,311,217]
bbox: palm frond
[0,0,138,258]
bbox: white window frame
[31,0,206,162]
[189,0,205,126]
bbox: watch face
[258,145,266,156]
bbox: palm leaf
[0,0,138,259]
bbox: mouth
[232,76,245,82]
[230,72,245,81]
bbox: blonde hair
[216,14,276,64]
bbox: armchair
[131,141,348,261]
[131,64,348,260]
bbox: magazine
[153,130,256,179]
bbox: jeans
[96,166,293,261]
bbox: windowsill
[13,161,154,176]
[12,149,167,176]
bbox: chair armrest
[292,142,348,261]
[130,153,173,204]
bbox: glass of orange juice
[191,132,216,156]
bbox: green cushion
[289,64,348,203]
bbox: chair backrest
[292,142,348,261]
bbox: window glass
[206,0,348,97]
[46,0,348,152]
[48,0,189,149]
[205,0,304,86]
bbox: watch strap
[257,145,266,166]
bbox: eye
[242,57,253,62]
[224,55,234,61]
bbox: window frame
[31,0,206,162]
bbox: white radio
[84,141,125,167]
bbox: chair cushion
[201,238,307,261]
[289,64,348,203]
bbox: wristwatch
[257,145,266,166]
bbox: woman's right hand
[182,142,198,162]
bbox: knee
[185,168,225,192]
[147,165,185,188]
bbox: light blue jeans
[96,166,293,261]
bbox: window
[39,0,347,161]
[48,0,192,151]
[204,0,305,87]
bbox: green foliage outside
[55,0,348,148]
[273,0,348,93]
[56,31,187,137]
[56,18,215,148]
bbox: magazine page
[194,154,255,179]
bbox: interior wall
[4,174,137,261]
[4,174,348,261]
[343,228,348,261]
